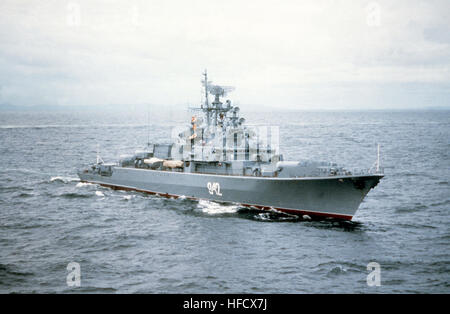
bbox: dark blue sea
[0,110,449,293]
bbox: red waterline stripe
[87,182,353,221]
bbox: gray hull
[78,167,382,220]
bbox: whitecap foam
[50,176,79,183]
[255,213,272,221]
[95,191,105,197]
[267,207,299,218]
[76,182,94,188]
[123,195,133,200]
[197,199,238,215]
[328,265,347,276]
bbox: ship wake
[196,199,239,215]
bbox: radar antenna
[201,69,212,109]
[200,71,236,127]
[208,85,235,104]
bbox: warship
[78,71,383,220]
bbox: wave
[327,265,348,276]
[69,286,118,293]
[395,203,428,213]
[313,261,362,277]
[76,182,94,188]
[58,192,93,199]
[196,200,239,215]
[0,168,54,176]
[430,199,450,207]
[50,176,80,184]
[14,192,36,198]
[252,211,301,222]
[0,186,33,192]
[0,263,35,285]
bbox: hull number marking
[207,182,222,196]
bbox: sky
[0,0,449,110]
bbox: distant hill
[0,104,25,111]
[0,103,83,112]
[0,103,157,112]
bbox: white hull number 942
[207,182,222,196]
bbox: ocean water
[0,110,449,293]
